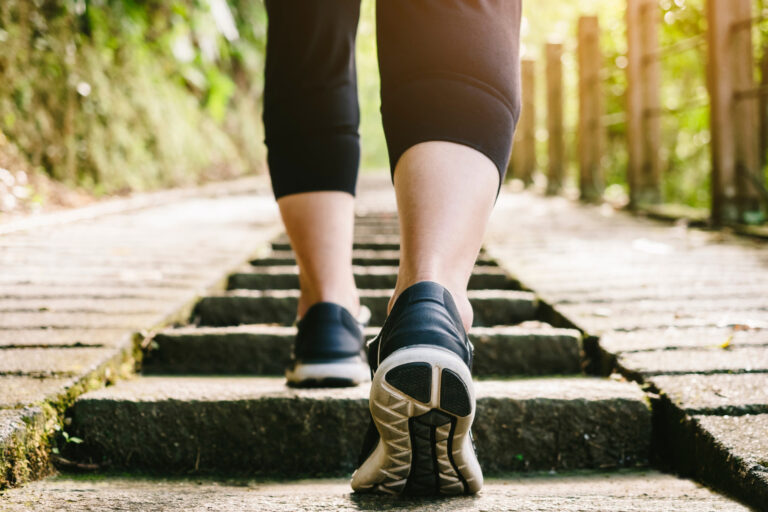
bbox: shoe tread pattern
[384,362,432,403]
[439,368,472,417]
[381,361,471,495]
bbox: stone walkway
[1,472,749,511]
[485,191,768,510]
[0,177,282,487]
[0,175,763,510]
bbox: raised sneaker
[351,281,482,495]
[285,302,371,388]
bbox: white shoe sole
[285,356,371,387]
[351,346,482,495]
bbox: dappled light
[0,3,766,510]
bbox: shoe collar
[367,281,473,371]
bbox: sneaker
[350,281,482,495]
[285,302,372,387]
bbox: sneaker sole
[285,357,371,388]
[351,346,482,495]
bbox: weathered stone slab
[0,312,163,330]
[272,238,401,252]
[616,346,768,377]
[192,290,538,327]
[0,471,749,511]
[532,275,768,297]
[142,324,581,376]
[0,328,129,347]
[250,250,397,267]
[469,326,582,376]
[695,414,768,463]
[659,412,768,512]
[0,348,117,377]
[0,284,192,300]
[250,250,499,268]
[0,297,172,314]
[599,328,768,353]
[144,326,295,375]
[0,266,202,280]
[555,305,768,333]
[0,252,232,267]
[0,376,75,408]
[648,374,768,415]
[227,265,516,291]
[354,228,400,236]
[559,297,768,318]
[275,232,400,242]
[548,284,768,306]
[505,266,768,287]
[66,376,649,475]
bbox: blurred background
[0,0,766,226]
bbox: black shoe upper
[291,302,365,364]
[366,281,473,373]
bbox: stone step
[271,235,402,252]
[64,376,650,476]
[0,472,749,511]
[271,241,401,252]
[227,265,519,291]
[191,290,539,327]
[353,214,398,223]
[353,226,400,235]
[142,324,582,376]
[249,250,500,267]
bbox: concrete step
[64,376,650,476]
[142,323,582,376]
[191,290,539,327]
[271,238,401,252]
[0,472,749,511]
[249,250,500,267]
[227,265,519,291]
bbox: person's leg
[264,0,370,387]
[352,0,522,495]
[263,0,362,319]
[390,142,498,331]
[377,0,523,331]
[278,192,358,318]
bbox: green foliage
[2,0,765,210]
[656,0,711,208]
[519,0,717,207]
[0,0,268,194]
[357,0,388,171]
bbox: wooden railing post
[707,0,764,224]
[511,59,536,185]
[626,0,662,207]
[546,43,565,195]
[577,16,604,202]
[760,46,768,170]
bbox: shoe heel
[355,346,482,495]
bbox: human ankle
[297,288,360,320]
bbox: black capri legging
[263,0,522,199]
